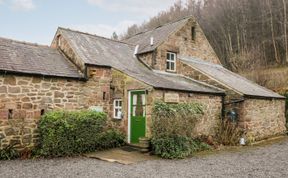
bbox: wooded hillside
[123,0,288,72]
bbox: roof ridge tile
[58,27,135,47]
[123,15,193,40]
[0,36,49,48]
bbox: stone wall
[239,98,286,141]
[149,18,220,72]
[138,52,154,69]
[110,69,223,140]
[0,66,112,149]
[150,90,223,137]
[110,69,153,141]
[51,31,85,71]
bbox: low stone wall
[0,66,111,149]
[239,99,286,140]
[150,90,223,137]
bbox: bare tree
[122,0,288,71]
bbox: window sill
[113,118,122,121]
[166,70,177,73]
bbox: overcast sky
[0,0,176,45]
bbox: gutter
[0,70,85,81]
[224,99,245,105]
[221,95,225,120]
[243,94,286,100]
[153,86,226,96]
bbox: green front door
[130,91,146,144]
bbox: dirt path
[1,138,288,178]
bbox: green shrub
[97,129,125,150]
[0,144,19,160]
[152,101,204,138]
[151,101,209,159]
[37,110,125,157]
[151,135,210,159]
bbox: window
[113,99,122,119]
[8,109,13,119]
[57,35,61,47]
[41,109,45,116]
[132,93,146,117]
[192,26,196,41]
[166,52,176,72]
[103,92,106,100]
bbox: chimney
[134,45,139,56]
[150,37,154,46]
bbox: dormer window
[166,52,176,72]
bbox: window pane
[119,101,122,107]
[133,95,137,105]
[171,62,175,71]
[133,106,136,116]
[171,53,175,60]
[166,62,170,70]
[117,109,122,118]
[167,53,170,60]
[115,109,119,118]
[141,94,146,105]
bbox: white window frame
[113,99,122,119]
[166,52,176,72]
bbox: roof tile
[0,37,83,79]
[180,56,284,99]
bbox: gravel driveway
[1,138,288,178]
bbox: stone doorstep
[84,147,156,165]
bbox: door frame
[127,90,146,144]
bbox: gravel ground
[1,138,288,178]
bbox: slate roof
[0,37,83,79]
[123,17,189,54]
[179,56,285,99]
[59,28,224,94]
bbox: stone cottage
[0,16,286,148]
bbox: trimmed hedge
[37,111,125,157]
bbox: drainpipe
[221,95,225,120]
[84,66,89,81]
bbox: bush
[216,120,244,146]
[37,110,125,157]
[151,101,209,159]
[0,144,19,160]
[97,129,125,150]
[151,135,210,159]
[152,101,204,138]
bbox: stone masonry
[239,99,286,141]
[0,67,111,149]
[150,90,223,137]
[110,69,222,140]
